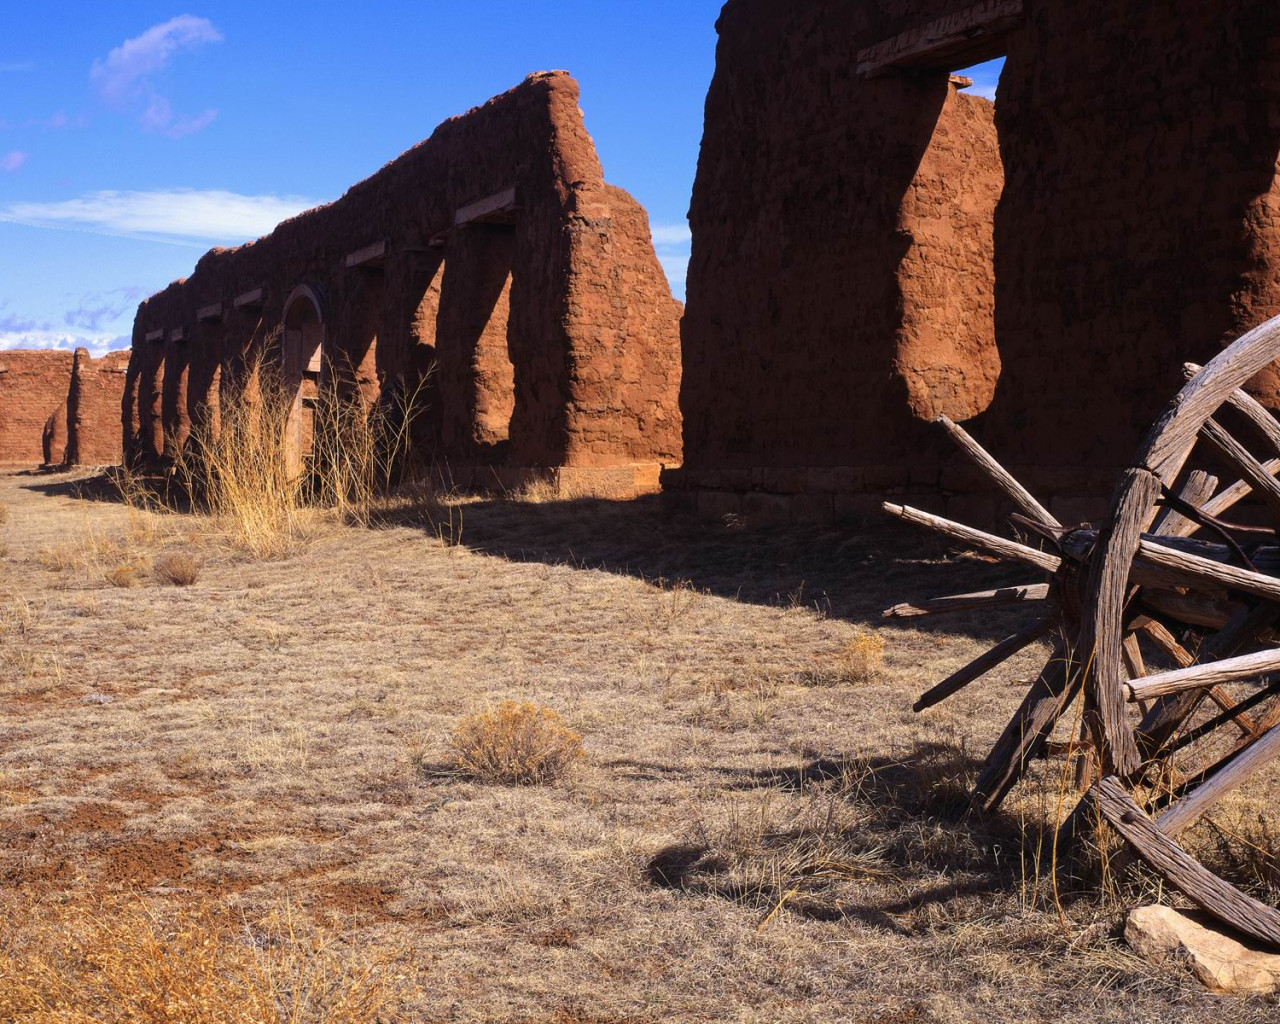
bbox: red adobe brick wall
[126,73,682,497]
[67,348,131,466]
[0,350,74,465]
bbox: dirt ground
[2,468,1277,1023]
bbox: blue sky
[0,5,1003,355]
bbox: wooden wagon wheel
[883,314,1280,946]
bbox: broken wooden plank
[1151,469,1217,538]
[1127,648,1280,702]
[914,617,1053,712]
[882,582,1050,619]
[1095,776,1280,947]
[882,503,1060,573]
[972,646,1080,813]
[1199,418,1280,522]
[936,415,1060,529]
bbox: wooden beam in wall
[233,287,265,310]
[196,302,224,322]
[344,240,388,269]
[455,187,518,227]
[145,329,165,343]
[170,327,186,343]
[856,0,1023,78]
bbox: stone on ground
[1126,904,1280,995]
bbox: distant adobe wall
[126,72,682,497]
[0,350,73,465]
[671,0,1002,520]
[672,0,1280,523]
[67,348,130,466]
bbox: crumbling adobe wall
[126,73,682,496]
[977,0,1280,505]
[0,350,73,465]
[673,0,1280,523]
[42,401,67,467]
[672,0,1002,518]
[66,348,130,466]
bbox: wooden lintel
[170,327,186,343]
[233,287,265,309]
[856,0,1023,77]
[196,302,223,323]
[344,240,388,269]
[427,232,450,248]
[455,187,518,227]
[145,329,165,344]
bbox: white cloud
[0,331,127,357]
[651,222,691,300]
[651,223,691,246]
[90,16,223,138]
[1,150,28,172]
[0,188,319,244]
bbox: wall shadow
[415,492,1047,642]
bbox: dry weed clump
[152,551,202,586]
[799,629,887,687]
[0,501,8,525]
[171,351,421,558]
[448,701,584,785]
[0,893,415,1023]
[105,563,141,588]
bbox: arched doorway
[282,285,326,472]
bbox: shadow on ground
[414,492,1045,641]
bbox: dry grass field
[2,468,1278,1022]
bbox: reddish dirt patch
[63,801,127,833]
[96,838,193,885]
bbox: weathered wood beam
[1151,469,1217,538]
[1199,418,1280,521]
[883,583,1050,619]
[855,0,1023,77]
[1127,648,1280,702]
[882,504,1060,573]
[1186,362,1280,459]
[936,415,1060,529]
[1095,777,1280,947]
[971,647,1079,813]
[1077,468,1157,775]
[914,617,1053,712]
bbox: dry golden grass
[0,892,417,1023]
[448,701,584,785]
[2,469,1278,1022]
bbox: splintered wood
[881,313,1280,948]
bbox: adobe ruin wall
[670,0,1280,524]
[0,350,73,466]
[66,348,130,467]
[126,72,682,497]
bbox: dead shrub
[800,629,886,687]
[448,701,584,785]
[105,564,141,588]
[0,502,8,526]
[0,892,414,1023]
[153,551,202,586]
[834,630,885,684]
